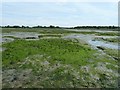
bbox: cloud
[2,0,119,2]
[2,2,118,26]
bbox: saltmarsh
[2,28,118,36]
[2,38,118,88]
[2,38,95,68]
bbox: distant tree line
[32,25,60,28]
[1,25,60,28]
[1,25,30,28]
[73,26,118,29]
[1,25,119,29]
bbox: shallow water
[2,32,39,39]
[2,32,63,42]
[2,32,118,50]
[64,34,118,50]
[89,40,118,50]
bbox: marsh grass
[2,28,118,36]
[103,48,119,60]
[2,28,74,34]
[2,28,119,88]
[2,38,95,68]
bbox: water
[89,40,118,50]
[2,32,40,43]
[2,32,39,39]
[2,32,118,50]
[64,34,118,50]
[64,34,93,41]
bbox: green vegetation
[2,28,118,36]
[2,28,119,88]
[2,38,118,88]
[2,28,76,34]
[2,38,95,68]
[96,46,118,60]
[104,48,118,60]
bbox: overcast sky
[2,2,118,27]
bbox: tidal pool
[89,40,118,50]
[64,34,118,50]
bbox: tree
[49,25,55,28]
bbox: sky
[1,2,118,27]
